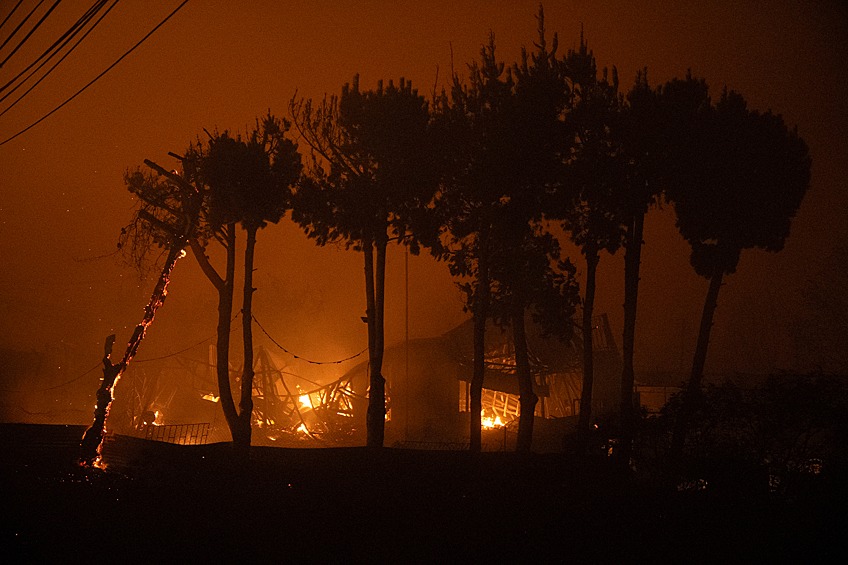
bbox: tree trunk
[80,242,185,466]
[235,225,258,450]
[671,267,725,456]
[191,225,243,445]
[620,210,644,466]
[470,225,490,453]
[218,227,240,443]
[513,305,537,453]
[364,236,387,447]
[577,245,600,449]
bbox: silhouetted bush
[657,372,848,493]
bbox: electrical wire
[0,0,44,55]
[253,314,368,365]
[0,311,237,394]
[0,0,189,146]
[0,0,109,100]
[0,0,62,69]
[0,360,102,394]
[0,1,117,116]
[134,312,240,363]
[0,0,26,34]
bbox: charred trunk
[513,305,537,453]
[79,337,123,467]
[80,242,185,466]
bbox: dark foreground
[1,424,845,563]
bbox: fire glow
[481,412,505,430]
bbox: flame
[201,393,220,403]
[298,394,313,409]
[481,411,504,429]
[296,423,308,434]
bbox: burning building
[341,313,622,449]
[111,314,620,450]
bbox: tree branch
[190,238,224,291]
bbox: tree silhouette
[120,114,300,451]
[487,225,579,452]
[554,32,626,448]
[614,70,667,464]
[430,32,523,451]
[503,10,580,452]
[667,87,811,454]
[290,77,435,447]
[195,113,301,449]
[432,10,578,452]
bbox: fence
[142,422,210,445]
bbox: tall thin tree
[290,77,434,447]
[197,114,301,449]
[667,88,811,454]
[615,70,666,465]
[555,32,626,448]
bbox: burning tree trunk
[79,243,187,466]
[81,159,199,466]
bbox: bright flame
[201,393,220,403]
[296,423,308,434]
[481,412,504,429]
[298,394,313,409]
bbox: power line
[0,312,237,394]
[0,0,26,34]
[134,312,240,363]
[0,0,44,55]
[0,0,62,69]
[0,0,117,116]
[0,0,108,97]
[253,314,368,365]
[0,0,189,147]
[0,360,102,394]
[277,369,326,390]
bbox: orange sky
[1,1,846,398]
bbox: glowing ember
[201,393,220,403]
